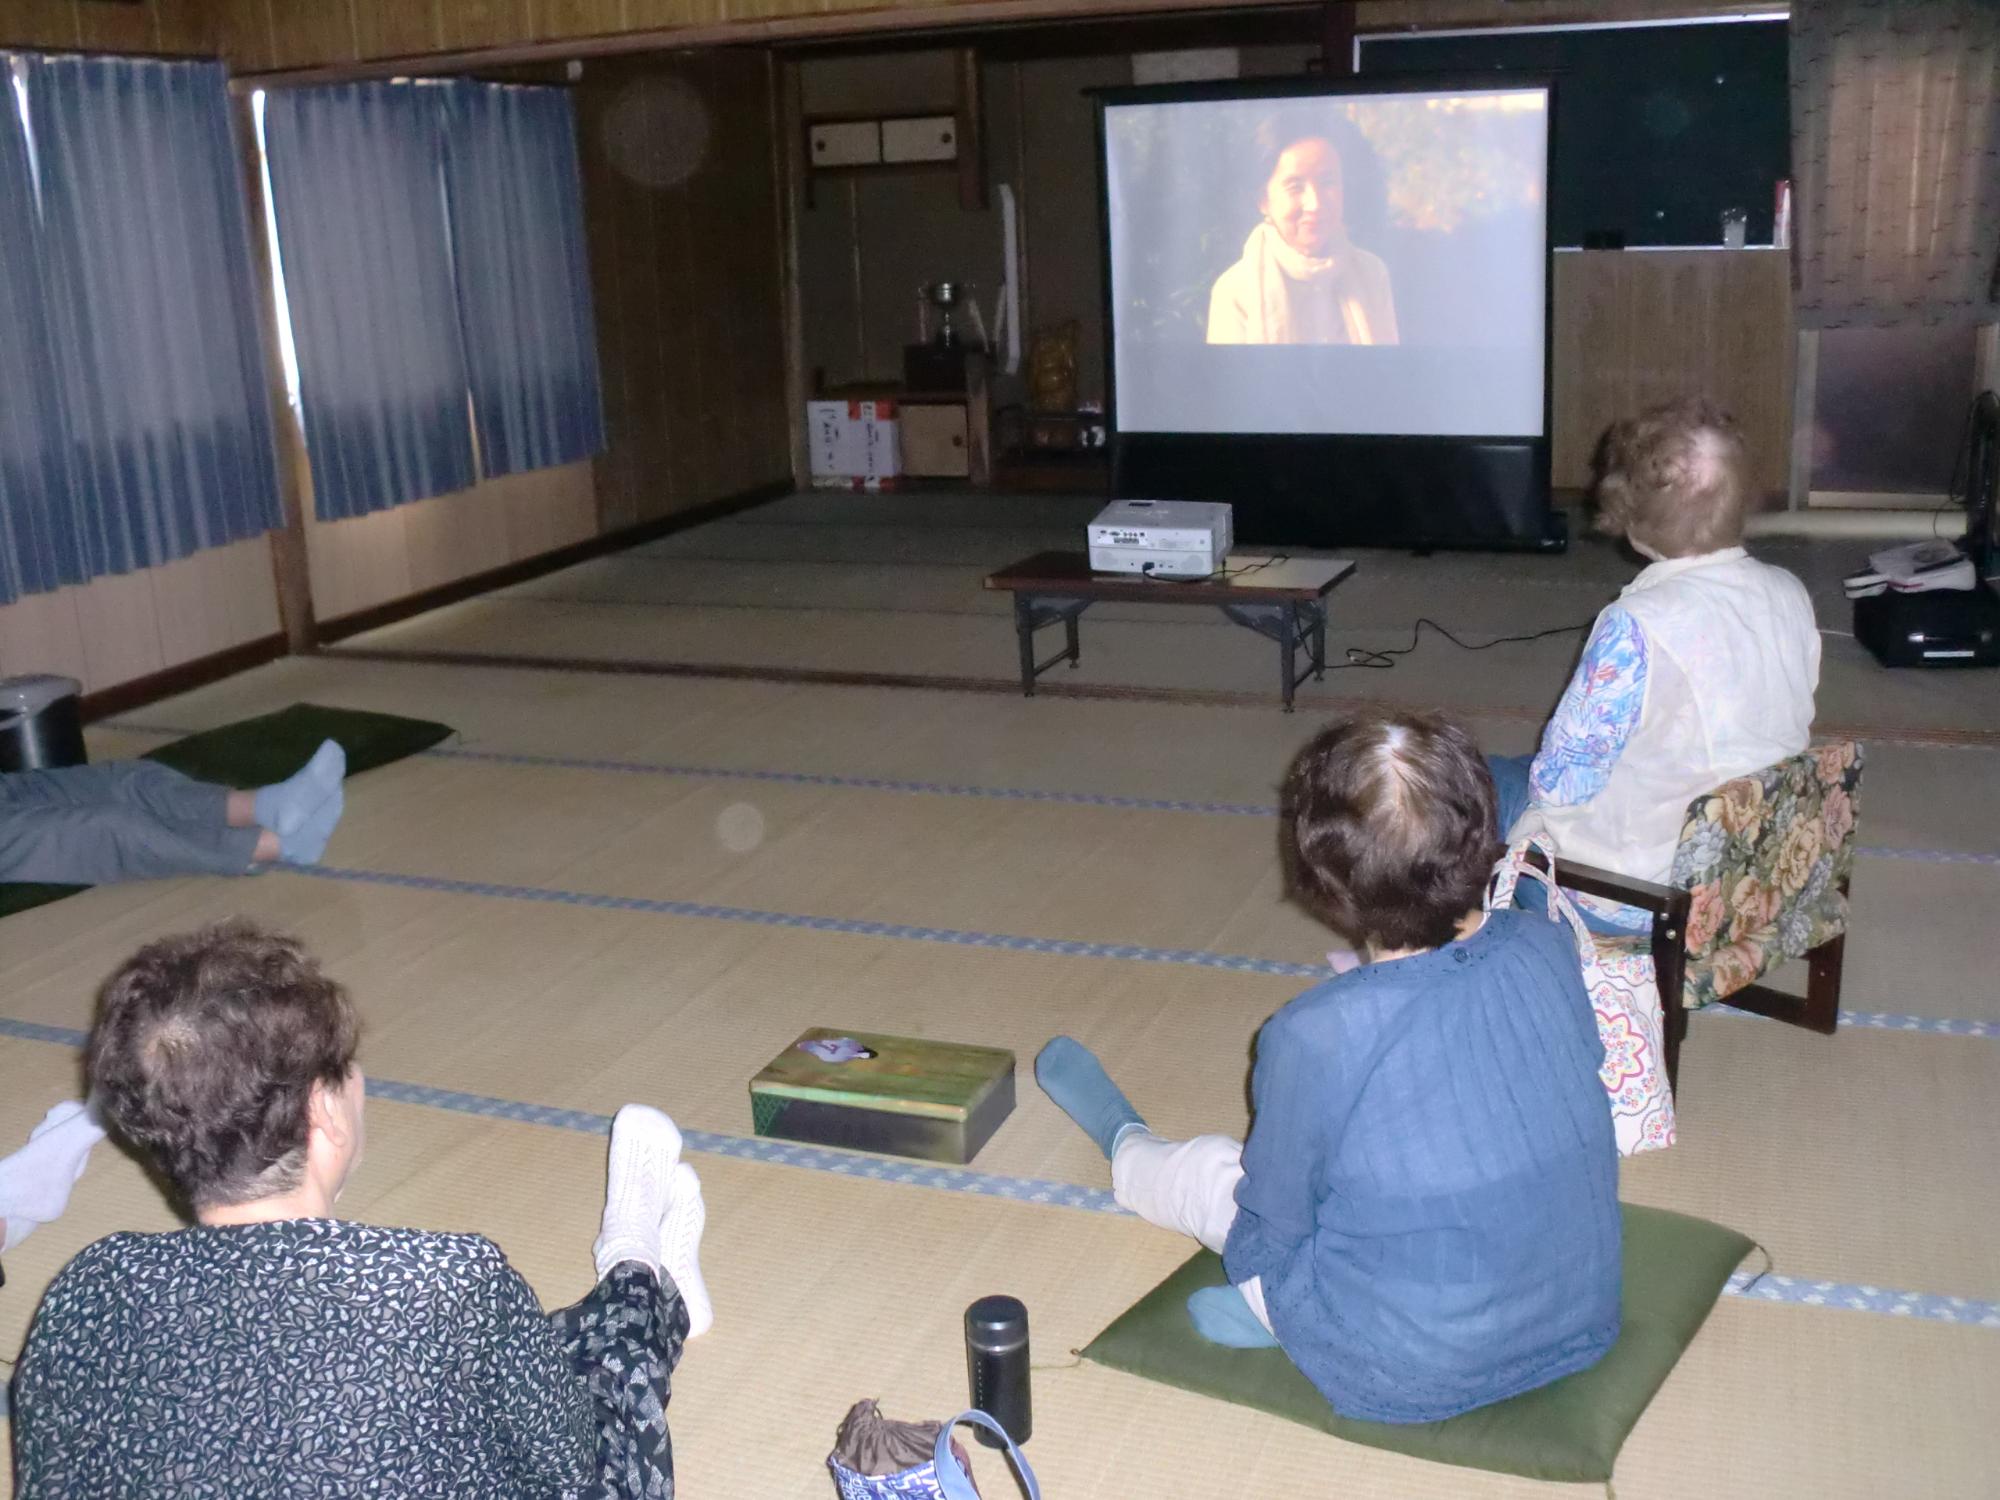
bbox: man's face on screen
[1262,137,1343,257]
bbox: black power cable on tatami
[1334,616,1593,671]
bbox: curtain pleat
[442,82,606,479]
[0,83,84,605]
[1791,0,2000,329]
[26,56,283,579]
[262,84,477,522]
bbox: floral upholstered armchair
[1553,743,1864,1092]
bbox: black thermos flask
[964,1294,1032,1448]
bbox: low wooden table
[984,551,1357,711]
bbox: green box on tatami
[749,1028,1017,1164]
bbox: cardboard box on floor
[807,399,903,491]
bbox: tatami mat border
[427,746,1281,815]
[310,646,2000,749]
[496,594,1241,626]
[107,725,2000,867]
[297,863,1328,976]
[2,1016,1994,1330]
[270,864,1992,1037]
[608,549,1630,595]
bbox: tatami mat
[4,1052,1992,1500]
[6,834,1996,1303]
[331,497,2000,738]
[5,492,1997,1498]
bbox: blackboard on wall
[1359,18,1789,248]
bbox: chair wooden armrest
[1543,857,1684,916]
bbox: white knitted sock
[660,1161,711,1338]
[0,1098,107,1252]
[592,1104,682,1280]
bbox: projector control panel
[1087,499,1234,579]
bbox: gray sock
[1034,1037,1145,1160]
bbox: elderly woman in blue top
[1037,709,1620,1424]
[1490,397,1821,933]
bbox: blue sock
[254,739,345,838]
[279,781,343,865]
[1187,1285,1279,1348]
[1034,1037,1144,1160]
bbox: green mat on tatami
[0,703,455,920]
[1081,1204,1756,1485]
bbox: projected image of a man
[1206,128,1399,346]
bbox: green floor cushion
[141,702,455,787]
[1081,1203,1754,1486]
[1,702,455,919]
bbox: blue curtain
[0,84,83,605]
[262,84,476,522]
[442,82,605,478]
[25,57,282,580]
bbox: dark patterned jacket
[12,1218,597,1497]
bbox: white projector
[1087,499,1234,579]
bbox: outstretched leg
[0,801,261,883]
[1111,1131,1277,1347]
[1035,1038,1276,1347]
[551,1103,711,1500]
[0,739,348,881]
[550,1264,687,1500]
[1034,1036,1145,1159]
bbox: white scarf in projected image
[1205,220,1400,347]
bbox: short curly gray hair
[1590,397,1750,558]
[88,922,359,1211]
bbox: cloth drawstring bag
[1487,836,1676,1155]
[828,1401,1039,1500]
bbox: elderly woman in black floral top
[11,921,711,1499]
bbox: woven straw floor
[3,493,1995,1497]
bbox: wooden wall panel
[225,0,1781,75]
[264,4,361,70]
[70,569,164,692]
[149,0,218,53]
[146,537,284,667]
[1354,0,1774,26]
[578,53,792,530]
[532,0,629,42]
[303,462,598,622]
[304,504,413,626]
[1551,249,1793,500]
[441,0,532,52]
[0,537,279,698]
[210,0,277,68]
[0,584,91,688]
[233,0,1301,70]
[352,3,438,62]
[0,0,216,54]
[75,0,157,52]
[0,1,84,50]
